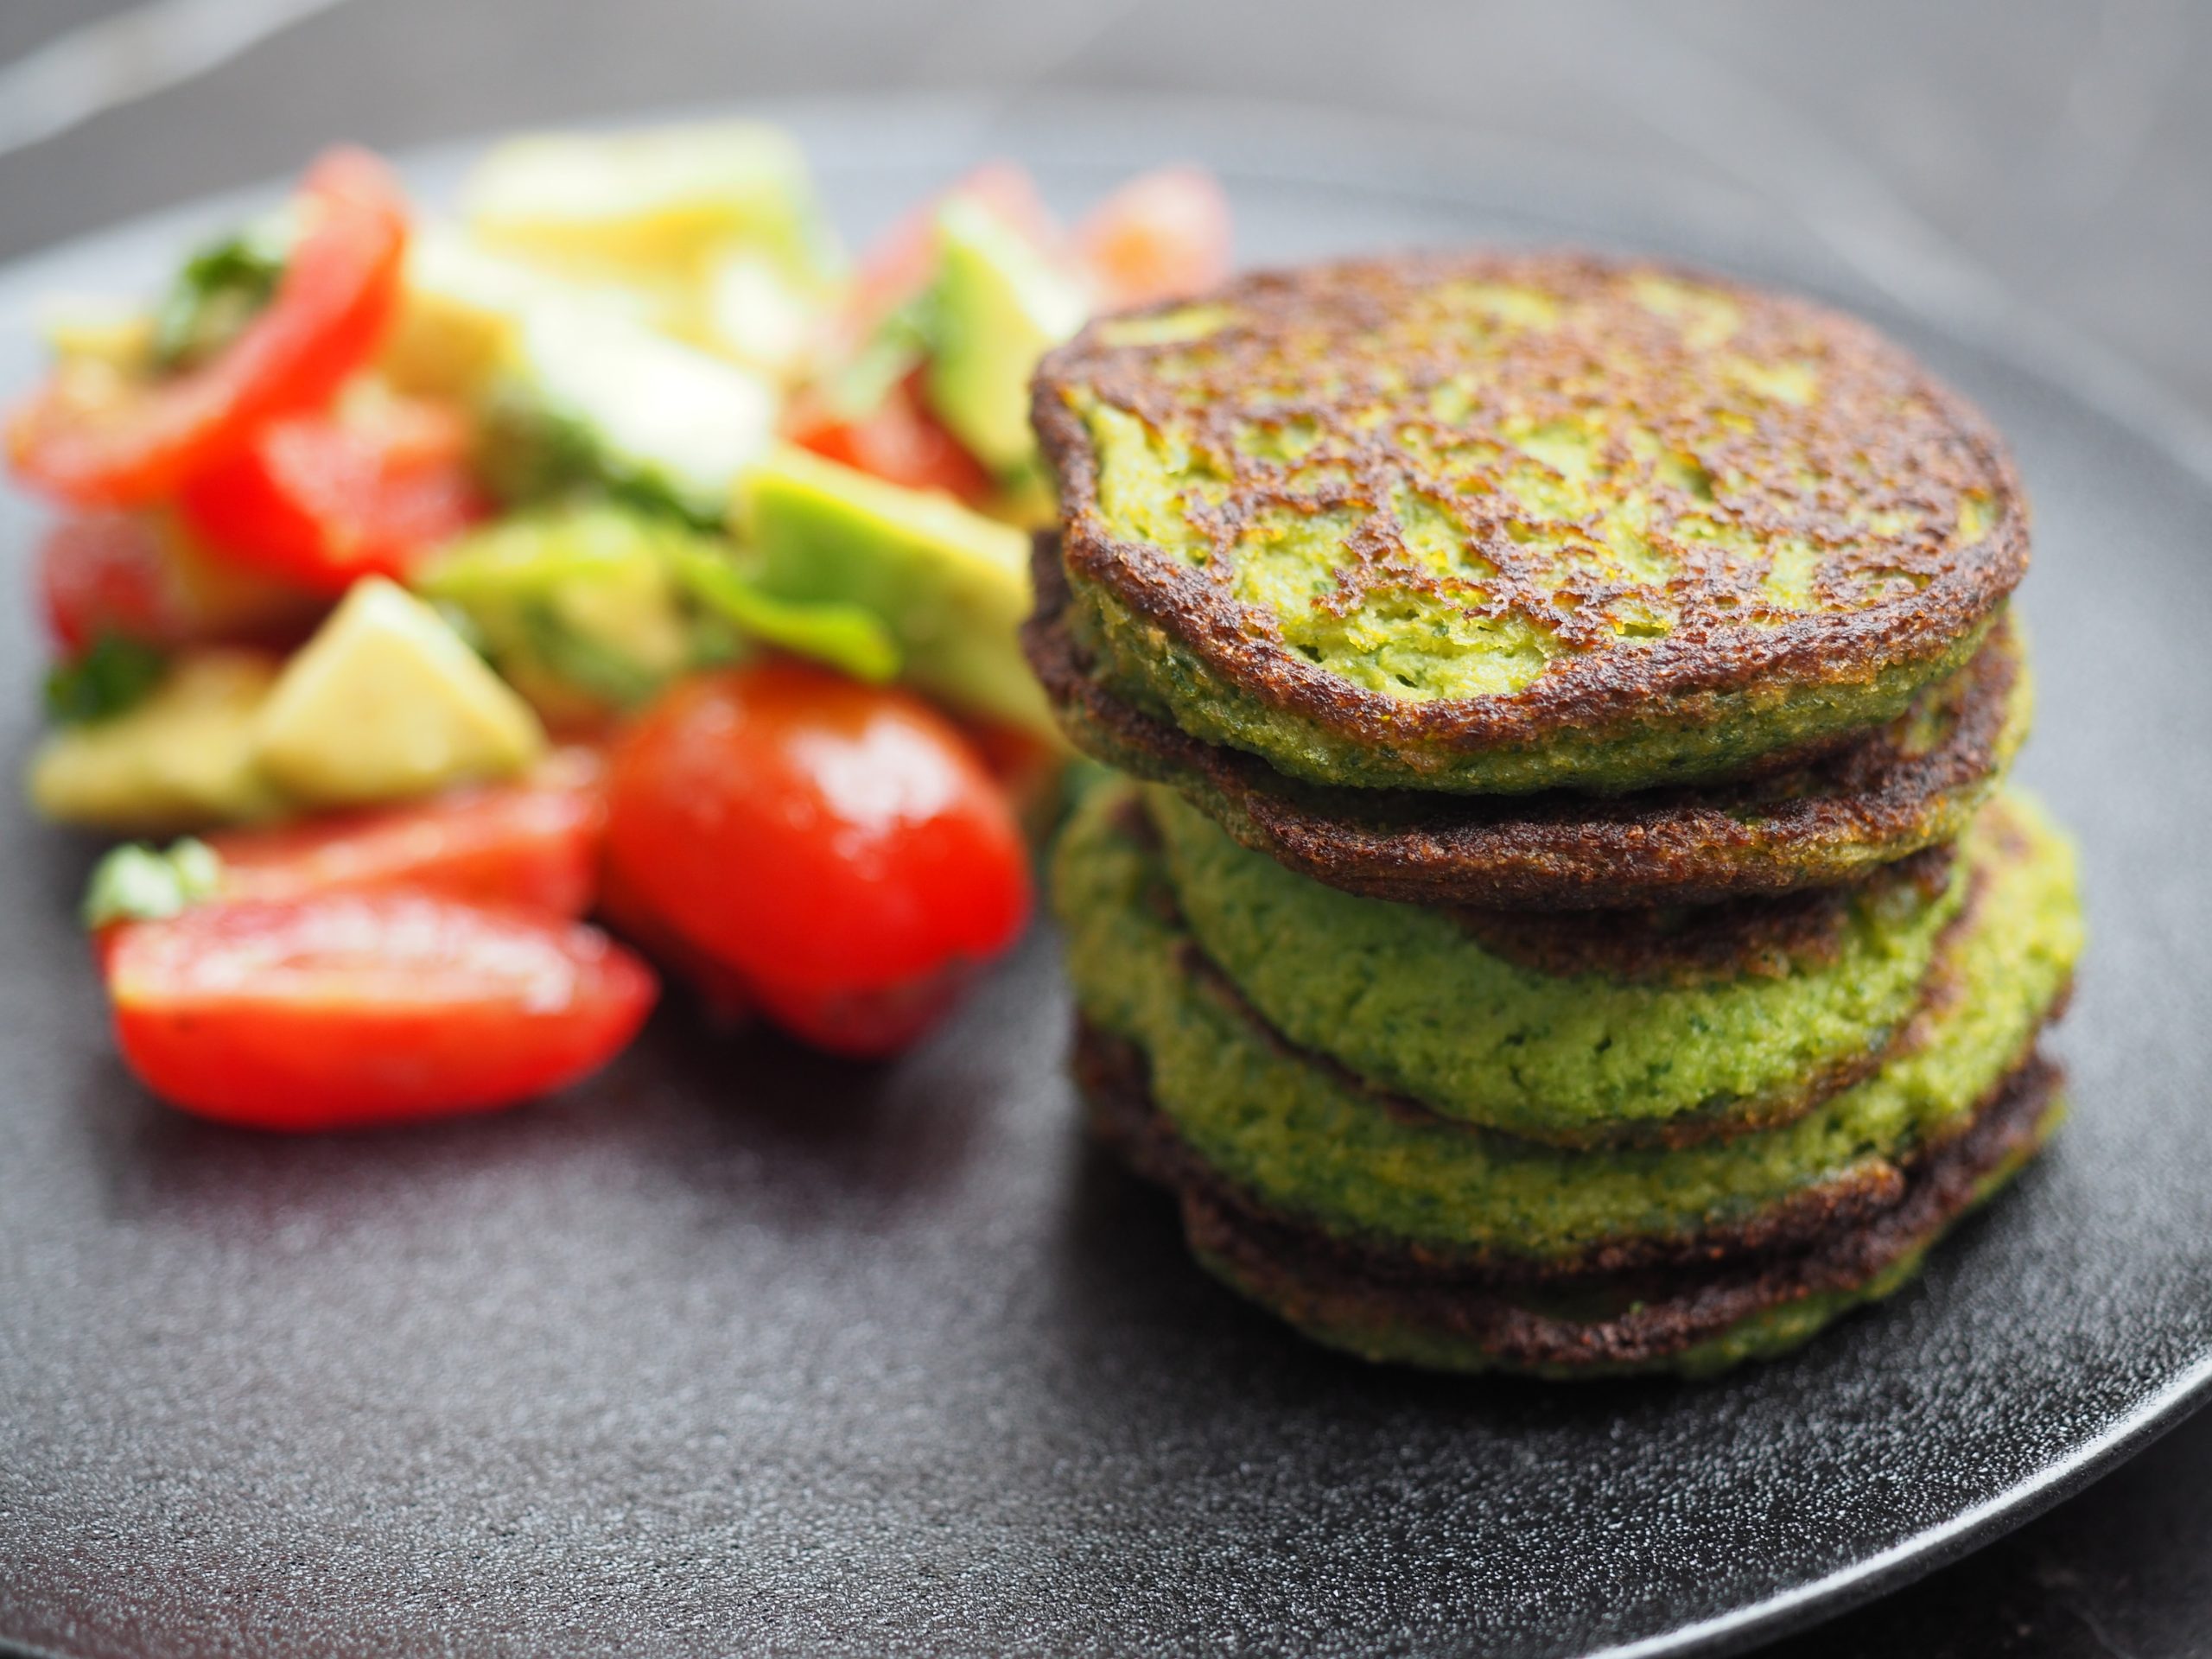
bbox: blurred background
[3,0,2209,429]
[1,3,2205,1656]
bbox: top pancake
[1033,250,2030,796]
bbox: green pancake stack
[1025,250,2083,1378]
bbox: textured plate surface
[0,100,2208,1659]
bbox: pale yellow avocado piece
[923,198,1090,475]
[29,652,283,833]
[511,301,781,524]
[461,122,836,285]
[741,444,1054,735]
[38,296,155,370]
[693,248,823,384]
[252,578,546,807]
[377,228,664,400]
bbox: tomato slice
[105,891,656,1130]
[786,372,993,503]
[37,512,321,655]
[1077,165,1232,309]
[604,663,1032,1057]
[177,390,490,593]
[9,149,409,508]
[205,750,607,916]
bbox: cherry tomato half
[177,389,490,594]
[205,750,607,916]
[603,662,1032,1058]
[10,149,409,509]
[1077,165,1232,310]
[105,891,657,1130]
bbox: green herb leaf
[670,543,901,683]
[45,636,169,726]
[81,838,225,930]
[150,217,290,373]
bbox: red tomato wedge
[105,892,657,1130]
[177,391,490,593]
[205,751,607,916]
[38,512,324,655]
[787,372,993,503]
[604,663,1032,1058]
[851,160,1062,326]
[9,149,409,508]
[1077,165,1232,309]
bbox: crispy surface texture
[1144,784,1977,1147]
[1077,1023,2063,1377]
[1052,779,2082,1262]
[1035,251,2029,794]
[1027,537,2029,909]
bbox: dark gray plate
[1,99,2208,1659]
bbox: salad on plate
[6,121,1231,1129]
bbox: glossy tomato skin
[176,391,489,594]
[9,149,408,509]
[105,892,656,1130]
[1077,165,1232,309]
[603,662,1032,1057]
[206,750,607,916]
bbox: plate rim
[0,90,2206,1659]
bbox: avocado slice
[378,229,664,402]
[479,302,780,529]
[462,121,837,288]
[252,578,546,808]
[922,198,1089,476]
[414,505,707,723]
[741,444,1054,734]
[29,651,284,832]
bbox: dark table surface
[1,3,2207,1654]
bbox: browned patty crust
[1112,788,1990,1152]
[1027,537,2027,910]
[1035,250,2029,794]
[1078,1020,2063,1372]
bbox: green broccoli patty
[1063,566,1996,796]
[1145,783,1976,1147]
[1052,779,2081,1270]
[1079,1027,2063,1377]
[1035,251,2027,796]
[1026,537,2032,910]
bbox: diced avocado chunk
[29,652,284,832]
[252,578,545,807]
[378,229,662,400]
[922,198,1089,475]
[480,302,779,528]
[741,444,1053,734]
[39,297,155,371]
[695,248,823,384]
[416,505,722,721]
[462,121,837,287]
[416,503,899,721]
